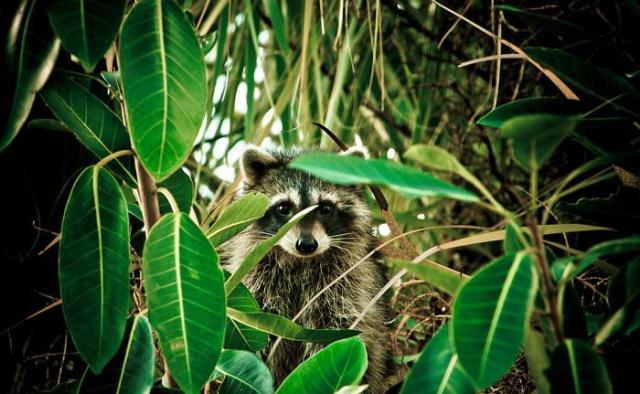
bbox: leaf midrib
[92,167,105,362]
[173,215,192,386]
[154,0,169,174]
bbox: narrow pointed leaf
[478,97,584,128]
[207,193,270,247]
[227,308,359,343]
[40,75,135,185]
[143,213,226,394]
[389,259,468,296]
[47,0,126,72]
[215,350,274,394]
[400,324,475,394]
[290,153,478,202]
[2,0,60,152]
[59,166,130,373]
[225,278,268,352]
[451,253,538,388]
[79,315,155,394]
[120,0,207,181]
[276,337,367,394]
[546,339,612,394]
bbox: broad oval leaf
[59,166,130,373]
[546,339,612,394]
[275,336,367,394]
[207,193,270,247]
[215,350,274,394]
[400,324,475,394]
[40,74,136,185]
[120,0,207,181]
[501,114,578,172]
[290,153,478,202]
[404,144,467,176]
[79,315,155,394]
[2,0,60,152]
[227,308,359,343]
[389,259,468,296]
[477,97,584,128]
[225,276,268,352]
[47,0,126,72]
[451,253,538,388]
[143,212,226,394]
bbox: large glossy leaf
[2,0,60,152]
[400,324,475,394]
[275,337,367,394]
[120,0,207,181]
[290,153,478,202]
[477,98,584,128]
[59,166,130,373]
[225,206,317,294]
[389,259,468,296]
[215,350,274,394]
[451,253,538,388]
[143,213,226,394]
[546,339,612,394]
[501,114,578,172]
[47,0,126,72]
[225,277,268,352]
[79,315,155,394]
[227,308,359,343]
[40,75,135,185]
[207,193,270,247]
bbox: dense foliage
[1,0,639,393]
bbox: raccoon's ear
[240,145,278,185]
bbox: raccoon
[219,145,393,393]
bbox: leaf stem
[157,187,180,214]
[95,149,134,169]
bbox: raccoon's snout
[295,234,318,254]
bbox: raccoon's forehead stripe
[270,190,301,206]
[310,189,340,205]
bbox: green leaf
[572,236,640,278]
[225,205,317,294]
[59,166,130,373]
[47,0,126,72]
[451,253,538,388]
[477,98,584,128]
[594,291,640,345]
[227,308,359,343]
[404,144,468,175]
[158,169,194,214]
[207,193,270,247]
[215,350,274,394]
[275,337,367,394]
[497,6,597,41]
[400,323,475,394]
[120,0,207,181]
[40,74,136,185]
[503,222,531,254]
[522,329,551,394]
[290,153,479,202]
[2,0,60,152]
[546,339,612,394]
[501,114,577,172]
[225,273,268,352]
[607,258,640,310]
[143,213,226,394]
[389,259,468,296]
[267,0,289,55]
[79,315,155,394]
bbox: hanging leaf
[389,259,468,296]
[594,292,640,345]
[40,74,136,185]
[571,236,640,278]
[158,169,194,214]
[275,337,367,394]
[215,350,274,394]
[225,273,268,352]
[2,0,60,152]
[59,166,130,373]
[501,114,578,172]
[47,0,126,72]
[143,213,226,394]
[607,258,640,310]
[546,339,612,394]
[290,153,479,202]
[400,324,476,394]
[120,0,207,181]
[227,308,359,343]
[79,315,155,394]
[451,253,538,388]
[207,193,270,247]
[477,97,584,128]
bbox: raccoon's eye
[276,202,293,216]
[319,202,334,216]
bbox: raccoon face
[239,145,371,259]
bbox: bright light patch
[417,213,426,220]
[378,223,391,237]
[387,148,396,159]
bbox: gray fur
[219,145,393,393]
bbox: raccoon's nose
[296,235,318,254]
